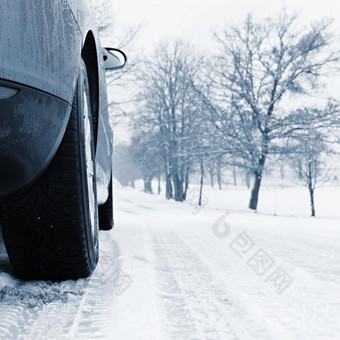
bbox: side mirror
[103,48,127,71]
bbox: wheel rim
[83,87,96,239]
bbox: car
[0,0,126,280]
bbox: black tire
[0,60,99,280]
[99,176,114,230]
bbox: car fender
[0,0,83,105]
[0,0,112,198]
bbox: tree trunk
[144,176,153,194]
[169,138,183,202]
[249,172,262,210]
[171,161,184,202]
[165,172,172,199]
[249,153,267,210]
[157,175,161,195]
[165,155,172,199]
[183,166,190,200]
[179,164,185,201]
[199,161,204,206]
[249,133,269,210]
[169,103,184,202]
[165,160,172,200]
[298,160,303,180]
[172,171,183,202]
[164,150,173,199]
[308,185,316,217]
[307,163,316,217]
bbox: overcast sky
[112,0,340,50]
[108,0,340,141]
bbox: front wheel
[0,60,99,280]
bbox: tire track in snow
[149,228,295,340]
[149,229,237,340]
[67,233,121,339]
[181,231,340,339]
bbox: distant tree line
[117,11,340,217]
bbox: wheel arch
[81,31,100,147]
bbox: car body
[0,0,121,202]
[0,0,126,279]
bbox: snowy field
[0,182,339,339]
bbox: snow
[0,181,340,339]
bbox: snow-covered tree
[196,12,339,210]
[133,41,203,201]
[288,104,340,216]
[89,0,141,126]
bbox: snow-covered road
[0,184,340,339]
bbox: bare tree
[133,41,203,201]
[129,133,163,194]
[89,0,113,37]
[89,0,142,126]
[199,12,340,210]
[290,131,333,217]
[89,0,141,46]
[288,104,340,216]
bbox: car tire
[0,59,99,280]
[99,176,114,230]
